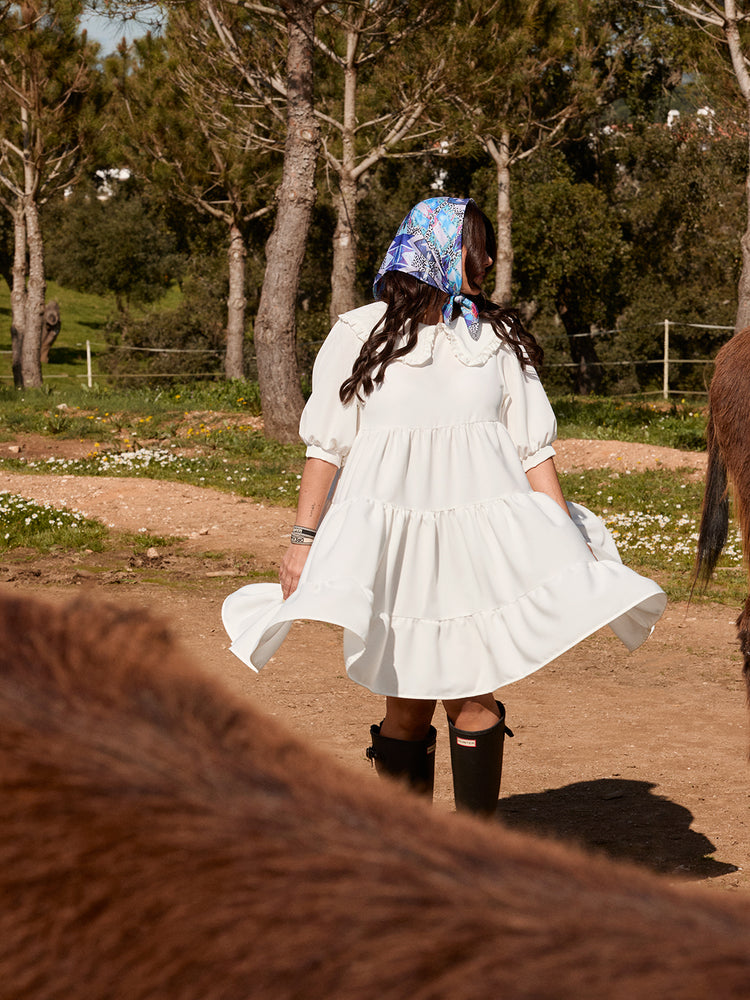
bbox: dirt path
[0,434,709,561]
[3,434,749,896]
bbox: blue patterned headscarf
[373,196,481,340]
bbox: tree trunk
[330,174,358,324]
[329,37,359,325]
[225,221,247,380]
[254,3,319,442]
[735,126,750,332]
[10,205,26,389]
[722,0,750,332]
[22,198,45,388]
[556,280,602,395]
[487,132,513,307]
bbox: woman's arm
[527,455,596,556]
[279,457,338,599]
[525,456,570,516]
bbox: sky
[80,7,158,53]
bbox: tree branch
[725,0,750,100]
[662,0,724,26]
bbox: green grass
[560,468,745,605]
[0,492,109,552]
[552,396,707,451]
[0,280,183,382]
[0,280,115,380]
[0,381,263,448]
[3,461,740,606]
[0,308,728,603]
[0,432,306,504]
[0,387,705,451]
[0,277,708,449]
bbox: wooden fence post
[663,320,670,400]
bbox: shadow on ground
[496,778,738,879]
[46,345,90,365]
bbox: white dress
[223,302,666,699]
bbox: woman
[223,197,666,816]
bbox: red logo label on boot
[456,737,477,748]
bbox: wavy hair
[340,202,543,405]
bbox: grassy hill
[0,282,182,384]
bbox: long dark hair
[340,201,543,405]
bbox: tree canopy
[0,0,747,417]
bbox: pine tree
[0,0,98,387]
[664,0,750,332]
[114,21,277,380]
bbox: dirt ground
[3,432,750,897]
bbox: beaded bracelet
[290,525,317,546]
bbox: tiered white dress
[223,302,666,699]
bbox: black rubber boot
[448,701,513,817]
[365,723,437,799]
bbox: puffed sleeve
[497,343,557,472]
[298,318,362,467]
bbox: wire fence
[0,339,223,385]
[1,319,736,397]
[541,319,733,398]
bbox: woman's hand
[280,544,311,599]
[280,456,338,598]
[526,456,596,559]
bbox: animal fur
[695,327,750,679]
[2,592,750,999]
[40,299,61,364]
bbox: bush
[100,302,224,384]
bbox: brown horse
[3,591,750,998]
[695,327,750,683]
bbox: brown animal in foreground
[695,326,750,682]
[2,592,750,1000]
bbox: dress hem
[222,559,667,700]
[347,587,667,699]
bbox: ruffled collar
[438,316,504,367]
[338,302,503,368]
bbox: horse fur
[695,326,750,681]
[1,592,750,1000]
